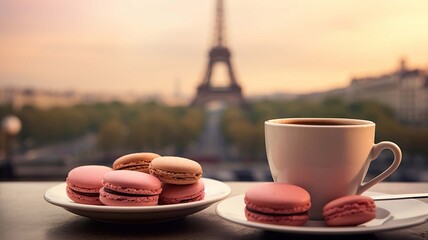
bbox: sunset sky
[1,0,428,98]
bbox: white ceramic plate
[44,178,231,223]
[216,193,428,235]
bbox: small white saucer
[216,193,428,235]
[45,178,231,223]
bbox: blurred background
[0,0,427,182]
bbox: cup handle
[356,141,402,195]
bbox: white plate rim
[216,193,428,235]
[44,177,231,213]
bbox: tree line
[222,98,428,161]
[1,98,427,161]
[0,101,204,155]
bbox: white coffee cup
[265,118,402,220]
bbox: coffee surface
[275,119,360,126]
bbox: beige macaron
[113,152,161,173]
[149,156,203,185]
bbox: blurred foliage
[97,118,127,151]
[1,98,427,160]
[0,102,204,154]
[222,98,428,161]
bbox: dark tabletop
[0,181,427,240]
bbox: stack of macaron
[65,152,205,207]
[244,183,377,227]
[66,165,113,205]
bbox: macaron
[159,179,205,205]
[244,183,311,226]
[149,156,202,185]
[113,152,161,173]
[322,195,376,226]
[99,170,162,206]
[66,165,113,205]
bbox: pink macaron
[322,195,376,226]
[244,183,311,226]
[159,179,205,205]
[66,165,113,205]
[99,170,162,206]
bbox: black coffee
[276,119,360,126]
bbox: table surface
[1,181,427,240]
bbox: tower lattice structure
[190,0,245,107]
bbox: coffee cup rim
[265,118,375,127]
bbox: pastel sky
[1,0,428,97]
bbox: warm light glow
[1,115,22,136]
[1,0,428,97]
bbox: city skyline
[1,0,428,97]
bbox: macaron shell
[150,156,202,173]
[245,208,309,226]
[113,152,160,173]
[244,183,311,214]
[322,195,376,226]
[99,187,159,206]
[66,165,113,190]
[103,170,162,193]
[149,156,202,185]
[159,180,205,204]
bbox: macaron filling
[150,168,202,180]
[103,182,162,195]
[245,206,309,217]
[115,161,149,170]
[103,187,158,197]
[100,187,159,205]
[244,200,311,215]
[69,188,100,197]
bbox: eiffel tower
[190,0,246,107]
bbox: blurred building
[0,87,156,109]
[0,88,80,110]
[301,59,428,126]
